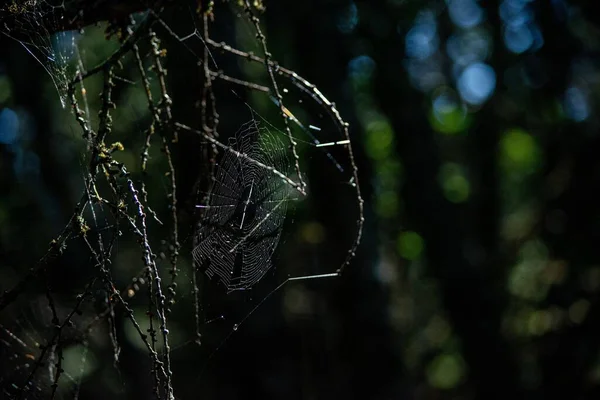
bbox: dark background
[2,0,600,399]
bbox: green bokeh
[376,189,399,218]
[427,352,466,389]
[429,103,471,135]
[500,128,540,173]
[0,75,12,104]
[377,158,403,189]
[365,119,394,160]
[439,163,470,203]
[397,230,424,260]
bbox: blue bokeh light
[500,0,543,54]
[457,62,496,105]
[0,108,19,145]
[500,0,533,27]
[504,24,533,54]
[337,2,359,34]
[434,91,458,113]
[564,86,589,122]
[448,0,484,29]
[433,89,466,122]
[348,55,376,81]
[447,30,491,67]
[405,11,438,60]
[404,10,445,92]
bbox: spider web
[193,117,295,293]
[0,1,364,398]
[0,294,95,399]
[1,0,82,108]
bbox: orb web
[193,117,295,293]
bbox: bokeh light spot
[457,62,496,105]
[500,128,540,172]
[365,119,394,160]
[439,163,470,203]
[564,86,589,122]
[336,2,359,34]
[427,352,465,389]
[447,30,491,67]
[348,55,376,91]
[504,24,533,53]
[448,0,484,29]
[0,74,12,104]
[377,158,403,189]
[300,222,326,245]
[405,12,439,60]
[397,231,424,260]
[569,299,590,324]
[430,90,470,134]
[0,108,19,145]
[376,190,399,218]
